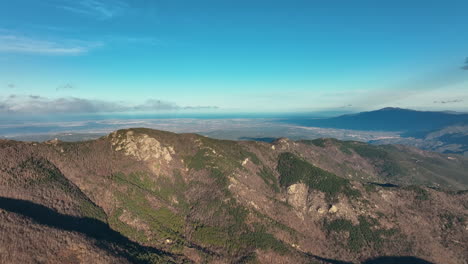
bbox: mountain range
[283,107,468,132]
[1,128,467,264]
[283,108,468,155]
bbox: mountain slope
[283,108,468,132]
[282,107,468,155]
[0,128,467,264]
[301,138,468,189]
[0,139,185,264]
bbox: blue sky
[1,0,468,115]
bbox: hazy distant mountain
[283,108,468,156]
[284,107,468,132]
[1,128,467,264]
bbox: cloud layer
[0,95,218,115]
[56,84,76,91]
[57,0,128,20]
[0,35,99,55]
[433,99,464,104]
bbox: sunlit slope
[0,128,466,264]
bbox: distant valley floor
[2,117,467,156]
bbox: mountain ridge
[283,107,468,132]
[282,108,468,155]
[0,128,467,264]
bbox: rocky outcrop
[286,183,309,213]
[110,131,175,163]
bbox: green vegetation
[239,229,289,254]
[208,168,230,193]
[364,183,377,193]
[18,157,107,222]
[201,137,260,165]
[107,208,171,263]
[302,134,468,190]
[258,167,280,192]
[244,150,261,165]
[439,213,465,230]
[182,136,294,257]
[186,149,210,170]
[108,208,148,243]
[252,211,298,241]
[113,171,188,211]
[186,136,261,172]
[193,225,230,247]
[345,143,387,159]
[79,199,108,222]
[324,216,397,251]
[404,185,430,200]
[339,145,353,155]
[186,169,289,257]
[191,187,248,230]
[302,138,353,155]
[303,139,404,177]
[129,252,170,264]
[110,172,187,251]
[277,152,361,201]
[182,138,293,257]
[341,142,403,177]
[190,198,288,255]
[303,138,329,148]
[116,186,184,243]
[193,222,289,256]
[20,157,74,189]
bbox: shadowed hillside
[0,197,182,264]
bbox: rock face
[328,205,338,213]
[111,131,175,163]
[287,183,309,212]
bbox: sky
[1,0,468,116]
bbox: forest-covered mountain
[0,128,467,264]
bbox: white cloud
[433,99,464,104]
[0,35,100,55]
[56,84,76,91]
[105,35,162,46]
[0,95,218,114]
[58,0,128,20]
